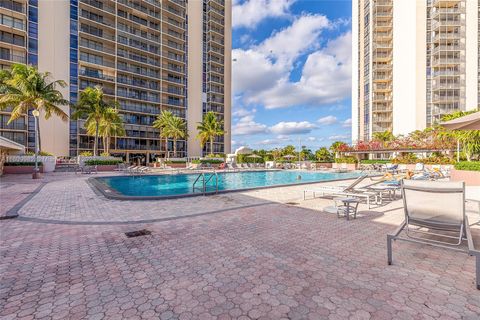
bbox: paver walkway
[1,173,480,319]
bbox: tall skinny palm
[153,110,174,157]
[86,107,125,154]
[0,63,69,151]
[72,86,112,156]
[168,116,188,157]
[196,111,224,156]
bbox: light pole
[32,109,40,179]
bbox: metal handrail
[192,171,218,195]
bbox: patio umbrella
[439,111,480,130]
[283,154,296,163]
[439,111,480,162]
[247,154,262,163]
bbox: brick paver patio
[1,173,479,319]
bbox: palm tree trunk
[103,136,107,154]
[165,138,169,158]
[106,136,110,154]
[210,138,214,156]
[173,138,177,158]
[94,121,99,156]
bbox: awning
[0,136,25,153]
[439,111,480,130]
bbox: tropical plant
[196,111,224,156]
[441,110,480,161]
[167,115,188,157]
[86,107,125,154]
[0,63,69,151]
[72,86,114,156]
[282,145,296,157]
[153,111,188,158]
[299,146,314,161]
[372,130,395,148]
[153,110,174,157]
[329,141,348,158]
[270,148,282,161]
[315,147,332,162]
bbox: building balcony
[79,69,115,82]
[162,76,185,85]
[431,56,463,67]
[116,0,160,19]
[432,95,463,103]
[431,69,464,78]
[80,0,115,14]
[431,7,465,19]
[432,0,461,8]
[0,52,25,63]
[431,82,463,91]
[375,0,393,7]
[431,19,461,31]
[431,44,464,55]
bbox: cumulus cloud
[342,118,352,127]
[328,134,349,140]
[232,0,295,29]
[232,115,268,135]
[270,121,317,135]
[233,13,352,110]
[233,14,330,96]
[317,115,338,125]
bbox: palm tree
[0,63,69,151]
[72,86,112,156]
[441,110,480,161]
[196,111,224,156]
[372,130,395,148]
[167,116,187,157]
[153,110,174,157]
[86,107,125,154]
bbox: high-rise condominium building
[352,0,479,142]
[0,0,231,160]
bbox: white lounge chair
[387,180,480,289]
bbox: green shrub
[100,152,110,157]
[80,151,93,156]
[199,159,224,164]
[84,160,123,165]
[454,161,480,171]
[360,159,391,164]
[25,151,53,156]
[334,157,358,164]
[165,160,187,164]
[5,162,43,166]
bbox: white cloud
[252,32,352,109]
[342,118,352,128]
[232,107,255,118]
[233,14,330,97]
[328,134,349,140]
[232,109,268,136]
[270,121,316,135]
[232,0,295,29]
[317,116,338,125]
[233,13,352,110]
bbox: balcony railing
[79,70,115,82]
[80,0,116,13]
[0,52,26,63]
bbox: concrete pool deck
[1,172,480,319]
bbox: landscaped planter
[332,163,357,170]
[4,165,44,174]
[450,169,480,186]
[96,165,118,172]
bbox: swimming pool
[92,170,364,199]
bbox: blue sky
[231,0,352,151]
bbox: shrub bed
[5,161,43,166]
[84,160,123,166]
[454,161,480,171]
[360,160,390,164]
[334,157,358,164]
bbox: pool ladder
[192,171,218,195]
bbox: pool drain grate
[125,229,152,238]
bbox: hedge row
[454,161,480,172]
[84,160,123,165]
[5,162,43,166]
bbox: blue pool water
[97,170,363,198]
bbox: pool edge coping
[88,171,371,201]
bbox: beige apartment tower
[352,0,479,142]
[0,0,231,160]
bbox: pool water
[97,170,363,198]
